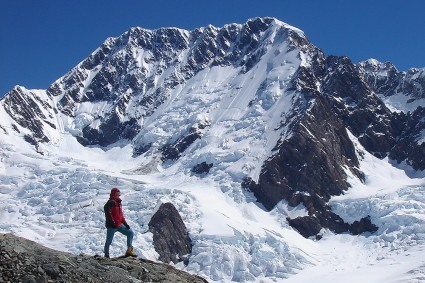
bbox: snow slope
[1,115,425,282]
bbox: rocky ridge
[0,233,207,283]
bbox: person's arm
[122,219,130,229]
[121,209,130,229]
[108,200,119,228]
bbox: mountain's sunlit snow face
[1,17,425,283]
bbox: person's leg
[116,225,134,248]
[117,225,136,256]
[104,227,116,257]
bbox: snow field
[0,138,312,281]
[2,133,424,282]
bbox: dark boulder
[287,216,322,238]
[349,216,378,235]
[191,162,213,175]
[285,193,350,238]
[148,202,192,264]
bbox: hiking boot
[104,253,109,258]
[125,247,137,257]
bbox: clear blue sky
[1,0,424,96]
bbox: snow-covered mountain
[1,17,425,282]
[358,58,425,112]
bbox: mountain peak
[359,58,398,72]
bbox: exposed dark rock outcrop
[389,106,425,171]
[2,87,54,149]
[192,162,213,175]
[322,56,399,159]
[0,233,207,283]
[148,202,192,264]
[77,115,141,147]
[357,60,425,170]
[245,54,386,237]
[349,215,378,235]
[160,124,206,162]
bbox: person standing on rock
[103,187,137,258]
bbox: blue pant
[104,225,134,255]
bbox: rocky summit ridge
[0,16,424,239]
[0,233,207,283]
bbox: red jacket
[104,190,127,228]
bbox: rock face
[0,233,207,283]
[244,54,384,237]
[148,202,192,264]
[357,59,425,171]
[1,87,57,152]
[388,107,425,171]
